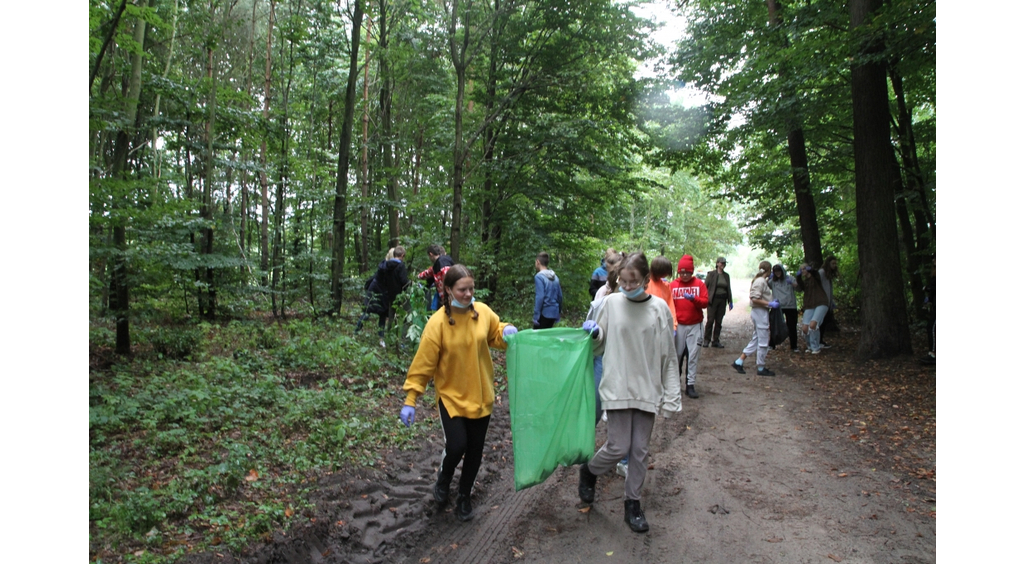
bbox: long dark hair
[822,255,838,280]
[442,264,479,325]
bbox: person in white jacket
[579,252,681,534]
[732,261,780,376]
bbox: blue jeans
[802,305,829,351]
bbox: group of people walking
[385,243,841,535]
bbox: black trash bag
[769,308,788,346]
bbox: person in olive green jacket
[702,257,733,348]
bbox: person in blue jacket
[533,251,563,329]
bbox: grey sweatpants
[675,322,703,386]
[587,409,656,501]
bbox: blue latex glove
[728,302,734,311]
[503,325,518,340]
[582,320,598,334]
[768,300,780,309]
[683,293,695,301]
[400,406,416,427]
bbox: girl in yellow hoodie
[399,264,517,522]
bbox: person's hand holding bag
[502,325,518,341]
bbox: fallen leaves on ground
[774,329,936,514]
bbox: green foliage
[89,315,426,561]
[145,325,203,359]
[663,0,934,323]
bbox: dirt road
[188,288,936,564]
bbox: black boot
[685,384,699,399]
[578,463,597,504]
[455,493,474,522]
[624,499,649,533]
[434,470,453,506]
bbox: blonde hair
[607,264,622,292]
[751,260,772,287]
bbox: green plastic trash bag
[504,328,596,491]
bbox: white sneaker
[601,411,608,422]
[616,461,628,478]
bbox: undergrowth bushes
[89,313,428,563]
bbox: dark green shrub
[149,326,203,359]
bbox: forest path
[394,285,936,564]
[183,282,936,564]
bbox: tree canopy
[88,0,934,353]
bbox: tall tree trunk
[480,0,500,294]
[199,42,217,319]
[272,22,295,318]
[90,0,129,91]
[359,17,371,272]
[240,0,259,278]
[331,0,365,313]
[766,0,823,266]
[888,62,931,323]
[850,0,912,359]
[378,0,399,248]
[447,0,470,262]
[786,128,823,266]
[259,0,276,287]
[894,172,925,321]
[150,0,179,179]
[409,126,422,228]
[109,0,150,354]
[889,63,934,251]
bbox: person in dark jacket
[768,264,799,352]
[702,257,733,348]
[796,262,829,354]
[534,251,563,329]
[357,246,411,337]
[818,255,839,348]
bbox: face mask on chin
[450,296,475,309]
[619,285,645,300]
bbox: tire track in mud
[395,398,547,564]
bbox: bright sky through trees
[630,0,711,107]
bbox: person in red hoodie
[670,255,709,399]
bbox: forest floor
[180,291,936,564]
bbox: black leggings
[439,399,491,497]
